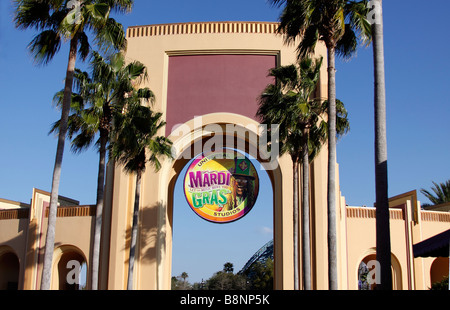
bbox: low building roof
[413,229,450,258]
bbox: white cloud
[257,226,273,236]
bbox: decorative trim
[127,21,280,38]
[421,211,450,222]
[346,207,404,220]
[0,208,30,220]
[165,49,281,56]
[42,206,96,218]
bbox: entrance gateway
[104,21,333,290]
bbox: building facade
[1,22,449,290]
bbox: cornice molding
[127,21,280,38]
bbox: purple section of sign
[166,54,276,135]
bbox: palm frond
[420,180,450,205]
[94,17,127,53]
[77,31,91,61]
[345,0,372,46]
[99,0,134,13]
[15,0,129,67]
[277,0,371,58]
[28,30,62,65]
[257,56,335,162]
[335,24,357,59]
[110,103,172,174]
[269,0,287,8]
[13,0,53,31]
[321,99,350,140]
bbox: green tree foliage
[430,276,449,290]
[270,0,371,290]
[172,260,275,290]
[420,180,450,206]
[14,0,132,290]
[243,258,274,290]
[172,273,192,290]
[50,51,150,289]
[223,262,234,273]
[257,57,349,289]
[258,57,326,290]
[205,271,247,290]
[204,262,247,290]
[110,103,172,289]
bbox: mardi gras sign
[184,149,259,223]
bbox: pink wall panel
[166,54,276,134]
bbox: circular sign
[184,149,259,223]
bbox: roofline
[127,20,280,29]
[126,21,281,38]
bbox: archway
[158,113,290,289]
[52,245,87,290]
[358,253,377,290]
[170,149,274,287]
[357,249,402,290]
[430,257,449,287]
[0,247,20,290]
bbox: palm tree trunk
[372,0,392,290]
[40,36,78,290]
[327,46,338,290]
[292,158,299,290]
[127,170,142,290]
[91,131,108,290]
[302,140,311,290]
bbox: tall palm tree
[14,0,132,290]
[50,52,149,289]
[369,0,391,290]
[110,98,173,290]
[258,57,349,289]
[258,57,324,290]
[270,0,371,289]
[420,180,450,206]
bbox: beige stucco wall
[104,21,331,290]
[0,218,28,289]
[344,191,450,290]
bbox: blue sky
[1,0,449,284]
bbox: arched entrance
[0,247,20,290]
[51,245,87,290]
[158,113,292,290]
[107,111,332,289]
[170,149,274,287]
[430,257,449,287]
[357,249,402,290]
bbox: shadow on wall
[122,201,165,266]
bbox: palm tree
[223,262,234,273]
[14,0,132,290]
[369,0,391,290]
[270,0,371,289]
[420,180,450,206]
[258,57,349,289]
[110,98,173,290]
[181,272,189,282]
[258,57,324,290]
[50,52,149,289]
